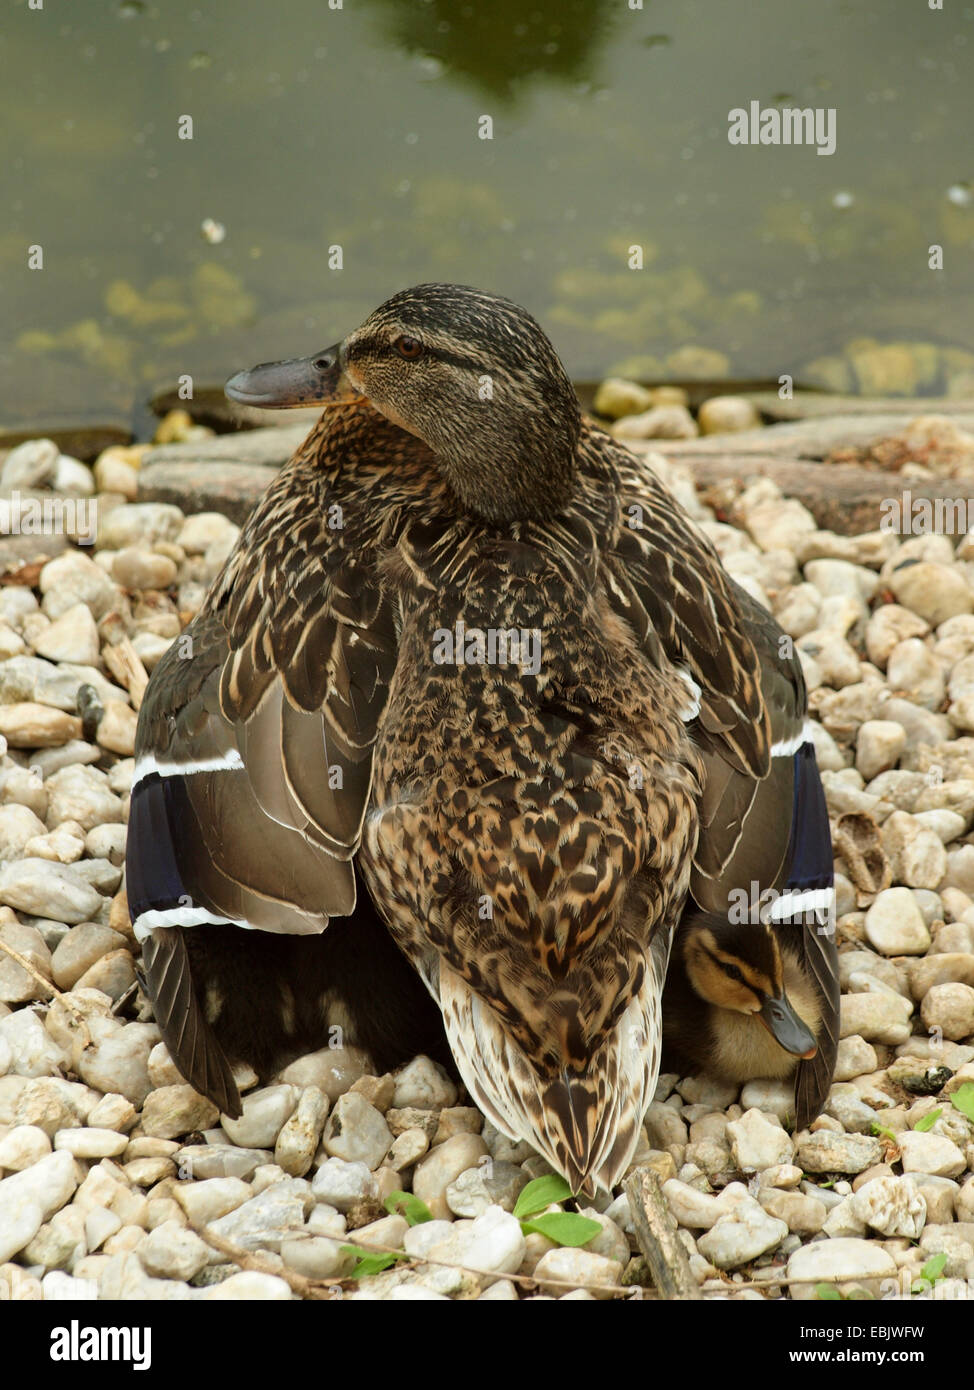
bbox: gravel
[2,415,974,1301]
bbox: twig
[624,1166,700,1300]
[0,936,58,1000]
[194,1221,649,1300]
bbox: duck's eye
[724,963,746,985]
[394,335,425,360]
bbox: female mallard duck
[126,282,837,1194]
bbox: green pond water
[2,0,973,433]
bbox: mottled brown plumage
[127,283,836,1189]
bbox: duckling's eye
[394,335,425,361]
[724,963,746,985]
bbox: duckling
[662,910,835,1125]
[127,282,835,1192]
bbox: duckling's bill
[224,344,366,408]
[759,992,818,1059]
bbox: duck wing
[598,439,778,898]
[127,443,398,1113]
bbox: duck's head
[225,282,582,525]
[681,912,818,1059]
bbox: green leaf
[870,1122,897,1143]
[340,1244,406,1278]
[383,1191,433,1226]
[950,1082,974,1124]
[815,1284,843,1301]
[920,1251,947,1284]
[521,1213,602,1247]
[512,1174,573,1219]
[914,1108,941,1132]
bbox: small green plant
[913,1108,941,1132]
[341,1245,408,1278]
[513,1174,602,1247]
[815,1283,843,1301]
[950,1082,974,1124]
[871,1121,899,1144]
[911,1251,947,1295]
[383,1191,433,1226]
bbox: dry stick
[0,938,93,1053]
[192,1215,904,1301]
[624,1166,700,1300]
[195,1223,649,1300]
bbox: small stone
[53,1127,128,1159]
[412,1134,490,1221]
[897,1131,966,1178]
[864,887,932,956]
[756,1188,826,1235]
[432,1106,483,1145]
[98,503,184,550]
[787,1237,897,1300]
[855,721,907,780]
[834,1035,879,1081]
[532,1245,624,1298]
[851,1175,926,1238]
[697,1191,787,1269]
[84,1206,122,1252]
[172,1145,270,1182]
[0,1124,52,1172]
[906,1174,957,1225]
[697,396,760,435]
[385,1129,428,1175]
[321,1092,392,1170]
[795,1131,884,1174]
[142,1084,220,1140]
[139,1219,211,1280]
[0,1150,78,1262]
[738,1079,795,1120]
[172,1177,251,1226]
[348,1074,396,1112]
[921,983,974,1042]
[445,1160,528,1218]
[675,1074,740,1108]
[32,605,100,666]
[95,703,138,756]
[839,991,913,1046]
[75,1020,158,1107]
[274,1086,329,1178]
[0,705,83,750]
[280,1232,355,1279]
[593,378,655,419]
[200,1270,291,1301]
[221,1084,300,1149]
[51,922,127,990]
[426,1205,526,1287]
[44,764,124,833]
[392,1056,458,1110]
[0,1009,68,1077]
[0,920,52,1004]
[310,1157,377,1211]
[726,1108,794,1172]
[2,439,58,489]
[277,1046,370,1101]
[889,562,973,626]
[205,1178,312,1253]
[112,547,178,591]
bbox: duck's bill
[759,993,817,1058]
[224,344,366,409]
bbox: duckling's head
[681,912,818,1059]
[225,283,582,525]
